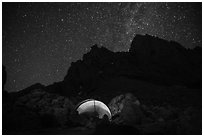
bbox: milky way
[2,2,201,92]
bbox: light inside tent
[76,99,112,120]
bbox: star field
[2,2,201,92]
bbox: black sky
[2,2,202,92]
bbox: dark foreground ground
[3,78,202,135]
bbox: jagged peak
[90,44,111,52]
[82,44,113,60]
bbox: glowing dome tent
[76,99,112,120]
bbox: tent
[76,99,112,120]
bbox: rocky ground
[3,88,201,135]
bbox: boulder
[108,93,143,125]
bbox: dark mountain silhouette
[43,34,201,100]
[3,34,202,135]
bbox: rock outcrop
[129,34,201,87]
[108,93,142,125]
[60,34,201,98]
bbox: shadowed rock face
[60,34,201,97]
[129,34,201,87]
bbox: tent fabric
[76,99,112,120]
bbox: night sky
[3,2,202,92]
